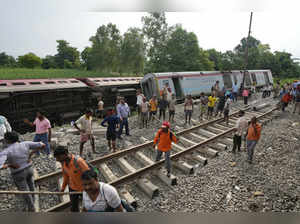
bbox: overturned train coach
[0,77,141,134]
[140,69,273,100]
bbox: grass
[0,68,142,80]
[274,77,300,85]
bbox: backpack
[73,155,100,176]
[158,129,175,141]
[101,183,135,212]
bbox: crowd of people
[0,79,299,212]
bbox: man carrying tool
[54,145,90,212]
[153,121,178,177]
[0,131,46,212]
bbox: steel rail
[35,106,251,184]
[46,106,276,212]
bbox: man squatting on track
[0,131,46,212]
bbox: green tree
[165,25,213,71]
[89,23,121,72]
[142,12,170,72]
[18,53,42,68]
[120,28,145,74]
[0,52,16,67]
[55,40,80,69]
[81,47,92,70]
[41,55,57,69]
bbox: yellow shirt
[149,99,158,111]
[208,96,217,107]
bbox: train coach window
[29,82,41,85]
[102,80,109,82]
[45,81,55,84]
[0,83,7,86]
[12,82,25,85]
[70,80,79,83]
[95,80,101,82]
[58,81,68,84]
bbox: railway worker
[199,92,208,121]
[293,84,300,115]
[97,96,104,119]
[232,81,239,102]
[136,89,144,120]
[246,116,261,164]
[153,121,178,177]
[0,131,46,212]
[0,115,12,149]
[23,110,52,156]
[207,93,217,120]
[54,145,90,212]
[232,110,248,153]
[149,95,158,122]
[168,94,176,123]
[223,95,232,125]
[140,97,149,128]
[242,88,249,105]
[117,97,131,139]
[81,169,125,212]
[158,95,169,121]
[74,109,97,157]
[184,94,194,125]
[101,109,119,153]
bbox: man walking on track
[54,145,90,212]
[101,109,120,153]
[232,110,248,153]
[74,109,97,157]
[153,121,178,177]
[0,131,46,212]
[246,116,261,164]
[23,110,52,156]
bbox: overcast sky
[1,0,300,59]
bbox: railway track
[28,100,278,212]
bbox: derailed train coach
[0,77,141,134]
[140,69,273,100]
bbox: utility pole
[240,12,253,92]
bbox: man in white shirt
[97,96,104,119]
[0,115,12,148]
[232,110,248,153]
[81,169,125,212]
[136,89,144,118]
[74,109,97,157]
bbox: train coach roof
[0,78,87,92]
[89,77,142,86]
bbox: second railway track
[28,101,278,212]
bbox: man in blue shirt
[101,109,120,152]
[116,97,131,139]
[232,81,239,102]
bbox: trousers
[155,150,171,173]
[12,166,35,212]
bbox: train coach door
[263,72,270,85]
[172,77,183,99]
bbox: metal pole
[241,12,253,92]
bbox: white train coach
[140,69,273,100]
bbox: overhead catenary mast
[240,12,253,92]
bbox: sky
[1,0,300,59]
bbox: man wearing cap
[153,121,178,177]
